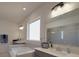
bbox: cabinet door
[34,50,56,57]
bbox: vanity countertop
[35,48,79,57]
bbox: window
[28,19,40,41]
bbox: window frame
[27,17,41,41]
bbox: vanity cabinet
[34,49,56,57]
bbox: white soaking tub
[9,46,34,57]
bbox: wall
[0,20,19,44]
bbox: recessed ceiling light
[23,8,26,11]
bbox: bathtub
[9,45,34,57]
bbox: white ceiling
[0,2,45,24]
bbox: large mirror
[47,8,79,47]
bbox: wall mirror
[47,8,79,47]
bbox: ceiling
[0,2,45,24]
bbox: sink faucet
[48,41,53,48]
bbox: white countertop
[35,48,79,57]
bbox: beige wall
[0,20,19,44]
